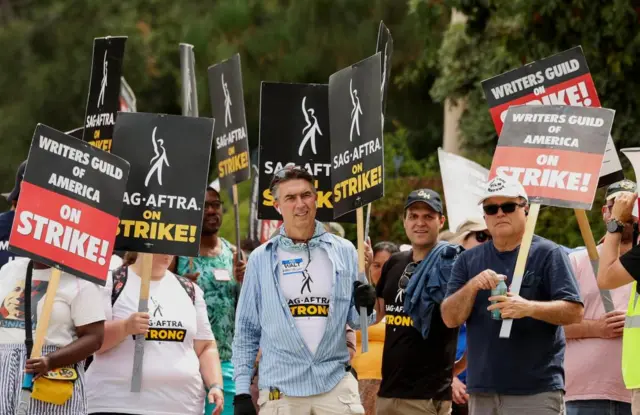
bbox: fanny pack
[31,367,77,405]
[23,260,77,405]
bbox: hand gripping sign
[258,82,355,223]
[490,105,614,338]
[9,124,129,413]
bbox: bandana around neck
[277,221,327,252]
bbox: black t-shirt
[375,250,458,400]
[619,245,640,293]
[445,235,583,395]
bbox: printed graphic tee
[176,237,236,362]
[376,250,458,400]
[0,257,105,346]
[278,245,333,355]
[86,267,215,415]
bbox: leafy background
[1,0,638,247]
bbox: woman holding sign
[85,253,224,415]
[0,258,106,414]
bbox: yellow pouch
[31,367,77,405]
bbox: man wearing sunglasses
[442,175,584,415]
[563,179,637,415]
[232,166,376,415]
[374,189,460,415]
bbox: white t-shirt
[278,246,334,355]
[86,266,215,415]
[0,257,106,347]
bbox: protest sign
[329,53,384,218]
[259,82,355,223]
[111,113,214,256]
[438,148,488,231]
[65,76,136,141]
[482,46,623,187]
[9,124,130,285]
[208,53,251,189]
[489,105,614,210]
[81,36,127,152]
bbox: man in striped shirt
[232,166,376,415]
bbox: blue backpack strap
[175,275,196,305]
[111,265,129,306]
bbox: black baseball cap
[605,179,637,201]
[404,189,443,214]
[2,160,26,203]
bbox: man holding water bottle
[441,175,584,415]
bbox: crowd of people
[1,159,640,415]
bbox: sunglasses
[469,231,491,243]
[482,202,526,216]
[398,262,419,291]
[270,166,314,189]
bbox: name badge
[281,258,304,275]
[214,269,231,281]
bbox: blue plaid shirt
[232,229,375,396]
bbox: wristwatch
[209,382,224,392]
[607,219,624,234]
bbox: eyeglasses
[482,202,526,216]
[398,262,418,291]
[471,231,492,243]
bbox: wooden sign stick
[499,203,541,338]
[356,207,369,352]
[232,184,242,264]
[130,253,153,392]
[574,208,614,312]
[16,268,62,415]
[30,268,62,359]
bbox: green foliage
[1,0,636,249]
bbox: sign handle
[30,268,62,359]
[232,184,242,264]
[356,207,369,352]
[364,204,372,242]
[15,268,62,415]
[499,203,540,338]
[131,253,153,392]
[574,208,614,312]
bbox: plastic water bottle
[491,275,508,320]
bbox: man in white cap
[441,175,584,415]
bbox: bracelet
[209,382,224,392]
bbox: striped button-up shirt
[232,228,374,396]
